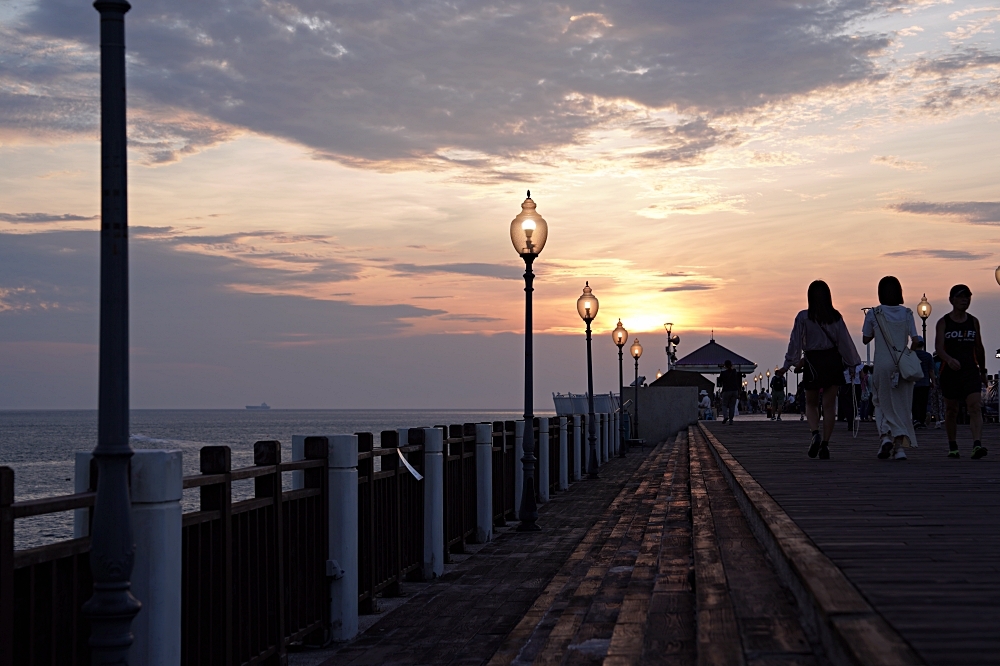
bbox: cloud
[5,0,896,167]
[914,47,1000,75]
[882,248,992,259]
[0,230,443,347]
[439,314,503,322]
[660,283,716,292]
[0,212,98,223]
[888,200,1000,224]
[871,155,928,170]
[389,262,521,280]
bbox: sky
[1,0,999,409]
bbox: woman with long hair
[862,276,919,459]
[777,280,862,459]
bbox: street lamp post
[630,338,643,439]
[83,2,142,663]
[613,320,628,457]
[510,191,549,532]
[578,283,600,478]
[663,323,679,371]
[917,294,932,343]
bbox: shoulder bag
[873,307,923,382]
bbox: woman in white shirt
[862,276,919,460]
[777,280,862,459]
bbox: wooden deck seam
[697,422,925,666]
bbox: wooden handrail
[11,491,96,519]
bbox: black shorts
[802,348,844,391]
[940,368,982,401]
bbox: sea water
[0,409,544,548]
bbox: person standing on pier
[910,337,934,429]
[777,280,861,459]
[770,372,786,421]
[862,276,919,460]
[719,360,742,424]
[935,284,988,459]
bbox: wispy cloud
[389,263,521,280]
[0,212,97,223]
[888,200,1000,224]
[882,248,991,259]
[871,155,928,171]
[661,284,716,292]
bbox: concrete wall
[625,386,699,445]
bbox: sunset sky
[2,0,999,409]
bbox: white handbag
[874,308,924,382]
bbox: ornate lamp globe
[630,338,643,359]
[656,369,663,379]
[613,319,627,348]
[917,294,932,320]
[576,282,599,322]
[510,191,548,256]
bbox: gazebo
[672,337,756,375]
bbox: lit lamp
[510,190,548,531]
[578,283,600,478]
[664,322,679,370]
[630,338,643,439]
[917,294,932,343]
[656,369,663,379]
[612,319,628,457]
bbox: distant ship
[245,402,271,411]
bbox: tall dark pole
[617,344,626,457]
[921,316,927,344]
[517,254,540,531]
[586,319,599,478]
[633,357,640,440]
[84,2,141,663]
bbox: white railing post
[558,417,569,490]
[74,452,93,538]
[75,450,184,666]
[328,434,359,642]
[475,424,493,544]
[423,427,445,579]
[572,415,582,481]
[538,418,549,503]
[614,412,620,456]
[603,414,610,462]
[514,420,524,514]
[130,450,183,666]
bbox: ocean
[0,408,547,549]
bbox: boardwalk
[298,419,997,665]
[704,419,1000,666]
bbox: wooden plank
[689,429,746,666]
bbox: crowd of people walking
[771,277,990,460]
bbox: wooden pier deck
[304,419,998,665]
[702,418,1000,666]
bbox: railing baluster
[0,467,13,666]
[253,441,285,662]
[199,446,232,666]
[356,433,375,614]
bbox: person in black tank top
[934,284,987,459]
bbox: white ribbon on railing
[397,448,423,481]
